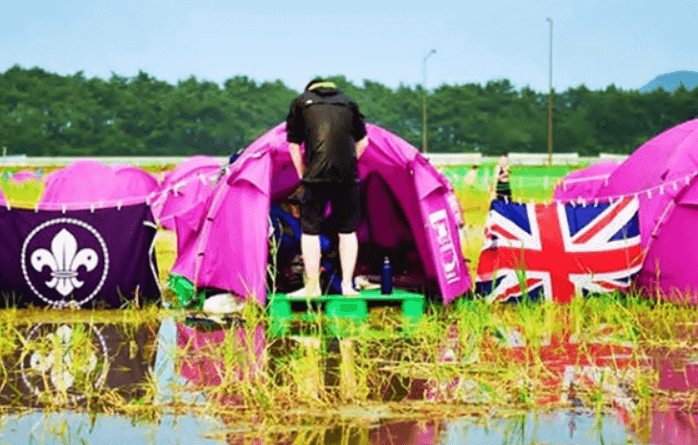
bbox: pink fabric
[650,352,698,444]
[11,169,39,183]
[171,123,472,305]
[412,156,469,304]
[111,164,159,198]
[176,322,265,386]
[43,169,60,189]
[553,161,619,202]
[0,188,6,208]
[38,160,158,210]
[596,119,698,247]
[593,119,698,302]
[651,411,698,445]
[369,421,439,444]
[637,205,698,302]
[151,156,222,230]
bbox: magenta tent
[170,123,472,305]
[0,188,6,208]
[11,169,40,184]
[151,156,222,230]
[595,119,698,302]
[553,161,620,202]
[38,160,158,210]
[112,164,159,198]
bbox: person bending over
[286,78,369,297]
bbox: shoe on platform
[202,293,245,321]
[287,286,322,298]
[341,282,361,297]
[354,275,380,290]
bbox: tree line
[1,65,698,157]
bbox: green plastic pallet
[268,289,425,337]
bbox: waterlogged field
[0,167,696,444]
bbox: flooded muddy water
[0,318,695,444]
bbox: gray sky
[2,0,696,93]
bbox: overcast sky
[2,0,696,93]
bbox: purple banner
[0,204,160,308]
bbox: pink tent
[595,119,698,302]
[151,156,222,230]
[170,123,471,305]
[38,160,158,210]
[0,188,6,208]
[553,161,620,202]
[11,169,40,183]
[42,169,60,189]
[112,164,159,198]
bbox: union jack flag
[476,197,644,303]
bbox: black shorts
[301,181,361,235]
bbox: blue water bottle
[381,256,393,295]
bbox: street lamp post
[546,17,553,166]
[422,49,436,153]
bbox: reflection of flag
[429,323,639,411]
[476,198,644,303]
[0,204,160,308]
[486,325,638,408]
[0,322,158,407]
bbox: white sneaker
[287,286,322,298]
[341,282,360,297]
[354,275,380,290]
[203,293,245,316]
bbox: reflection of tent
[593,119,698,302]
[553,161,620,202]
[151,156,222,230]
[171,123,471,305]
[39,161,158,209]
[176,321,265,386]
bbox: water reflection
[0,321,158,407]
[440,411,635,445]
[0,411,224,445]
[0,318,227,445]
[0,318,697,444]
[217,411,637,445]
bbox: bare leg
[289,234,322,297]
[339,232,359,296]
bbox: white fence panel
[598,153,628,163]
[424,153,482,166]
[507,152,580,165]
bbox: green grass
[0,166,695,439]
[0,293,692,434]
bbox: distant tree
[1,65,697,156]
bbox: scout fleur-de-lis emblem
[28,324,98,392]
[30,229,99,296]
[20,323,109,403]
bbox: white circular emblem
[20,323,109,403]
[21,218,110,308]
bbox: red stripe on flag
[573,197,633,244]
[490,224,519,241]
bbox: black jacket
[286,87,367,183]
